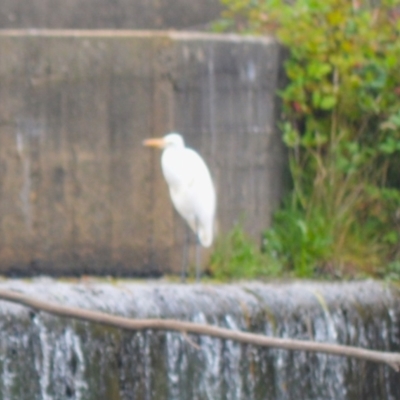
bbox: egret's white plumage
[143,133,216,249]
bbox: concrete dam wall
[0,280,398,399]
[0,30,286,276]
[0,0,222,30]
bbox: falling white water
[34,317,52,400]
[0,281,397,399]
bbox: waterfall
[0,279,398,399]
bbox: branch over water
[0,288,399,371]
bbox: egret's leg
[181,224,189,282]
[195,237,202,282]
[195,217,202,282]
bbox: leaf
[296,220,308,236]
[319,95,336,110]
[307,62,332,80]
[383,231,398,245]
[312,90,322,108]
[282,123,300,147]
[379,138,399,154]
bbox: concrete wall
[0,30,286,276]
[0,0,221,30]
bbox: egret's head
[143,132,185,149]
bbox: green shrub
[212,0,400,278]
[209,223,282,280]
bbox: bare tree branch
[0,288,399,371]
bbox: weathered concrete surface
[0,280,398,399]
[0,0,221,30]
[0,30,286,276]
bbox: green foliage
[212,0,400,279]
[209,224,282,280]
[385,260,400,280]
[263,202,333,277]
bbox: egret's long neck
[161,146,187,189]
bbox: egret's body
[143,133,216,280]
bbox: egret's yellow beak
[142,138,165,148]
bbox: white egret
[143,133,216,281]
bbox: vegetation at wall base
[211,0,400,280]
[209,223,283,280]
